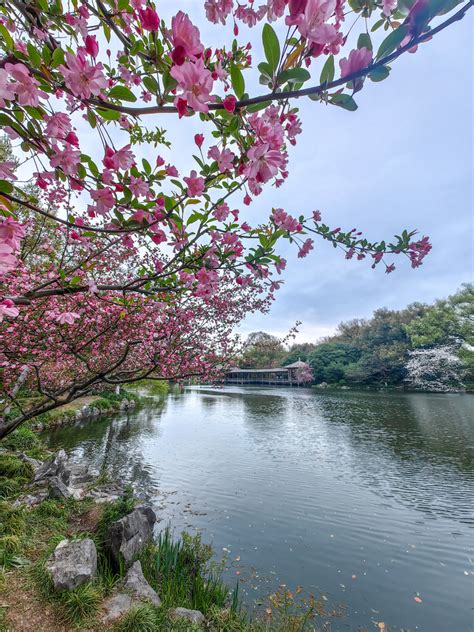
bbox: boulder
[34,449,70,484]
[108,505,156,567]
[123,561,161,606]
[68,463,96,486]
[170,607,205,625]
[102,592,133,624]
[48,476,73,499]
[46,538,97,591]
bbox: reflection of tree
[45,402,169,500]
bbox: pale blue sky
[160,4,474,342]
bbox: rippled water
[45,387,474,631]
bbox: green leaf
[357,33,373,51]
[330,93,358,111]
[369,65,390,81]
[230,64,245,99]
[371,18,385,32]
[27,43,42,68]
[108,85,137,102]
[246,101,271,113]
[319,55,335,84]
[142,158,152,175]
[278,67,311,85]
[376,24,409,60]
[143,75,159,95]
[97,108,121,121]
[0,180,14,194]
[433,0,463,15]
[87,109,97,128]
[0,24,14,49]
[262,23,280,71]
[51,47,65,68]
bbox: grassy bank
[0,433,340,631]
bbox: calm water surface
[45,387,474,631]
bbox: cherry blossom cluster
[0,0,469,435]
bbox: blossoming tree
[0,0,471,437]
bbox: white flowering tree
[405,345,467,392]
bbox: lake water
[45,387,474,631]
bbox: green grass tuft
[58,582,103,626]
[112,604,159,632]
[0,455,33,479]
[2,427,41,452]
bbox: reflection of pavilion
[224,360,309,386]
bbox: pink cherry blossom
[90,187,115,215]
[0,299,19,321]
[5,62,47,106]
[129,176,150,197]
[245,142,287,184]
[208,145,235,172]
[223,95,236,112]
[170,58,214,113]
[56,311,81,325]
[298,238,314,258]
[45,113,72,139]
[0,161,17,181]
[0,69,15,107]
[339,47,373,78]
[103,145,135,171]
[50,144,81,176]
[184,170,205,196]
[204,0,233,24]
[139,6,159,31]
[272,208,302,232]
[0,217,26,250]
[59,52,107,99]
[212,202,230,221]
[286,0,339,47]
[171,11,203,64]
[0,243,17,274]
[84,34,99,58]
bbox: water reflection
[44,388,474,632]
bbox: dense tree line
[240,285,473,389]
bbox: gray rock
[87,482,123,504]
[46,538,97,591]
[18,453,42,471]
[48,476,73,499]
[68,463,96,486]
[108,505,156,567]
[102,592,133,623]
[123,561,161,606]
[170,607,205,625]
[34,449,70,484]
[12,488,48,508]
[119,398,130,410]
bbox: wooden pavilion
[224,360,309,386]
